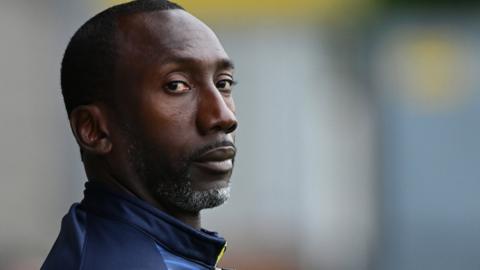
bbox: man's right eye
[164,81,191,93]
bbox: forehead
[116,9,229,64]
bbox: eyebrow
[218,58,235,70]
[160,56,235,70]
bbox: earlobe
[70,105,112,155]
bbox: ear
[69,104,112,155]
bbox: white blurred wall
[0,1,77,268]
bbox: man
[41,0,238,269]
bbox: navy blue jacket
[41,182,228,270]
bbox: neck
[125,183,203,229]
[136,188,202,229]
[168,209,202,229]
[86,165,203,229]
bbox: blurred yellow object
[382,26,473,112]
[403,31,472,111]
[104,0,373,23]
[406,33,460,106]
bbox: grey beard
[155,180,231,213]
[124,133,230,213]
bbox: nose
[196,85,238,136]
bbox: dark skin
[69,10,237,229]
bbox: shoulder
[81,211,168,270]
[41,204,86,270]
[41,204,168,270]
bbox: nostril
[225,122,238,134]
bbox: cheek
[137,96,198,157]
[146,100,195,134]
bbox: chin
[189,167,233,191]
[195,185,231,210]
[192,177,231,192]
[154,177,231,213]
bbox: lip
[193,146,236,173]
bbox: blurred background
[1,0,479,269]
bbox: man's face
[110,10,237,213]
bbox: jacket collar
[80,181,227,267]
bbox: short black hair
[61,0,184,116]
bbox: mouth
[193,146,236,173]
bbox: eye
[164,81,191,94]
[216,79,236,93]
